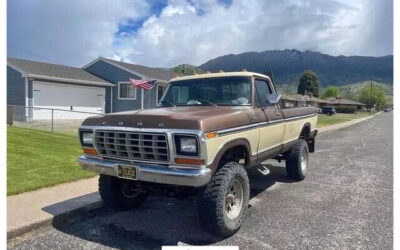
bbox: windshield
[159,76,252,107]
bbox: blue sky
[116,1,168,36]
[7,0,393,67]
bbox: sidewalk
[7,176,101,239]
[7,112,381,239]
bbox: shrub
[335,105,357,114]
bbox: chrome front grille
[95,130,169,162]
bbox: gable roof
[84,57,177,81]
[281,94,329,103]
[7,57,113,87]
[328,98,366,106]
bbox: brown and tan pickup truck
[78,71,317,236]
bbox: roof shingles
[7,57,112,86]
[102,58,177,81]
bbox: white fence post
[51,109,54,133]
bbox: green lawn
[7,127,96,196]
[317,112,372,127]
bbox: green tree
[322,86,339,99]
[359,83,388,110]
[297,70,320,97]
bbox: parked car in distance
[77,71,318,236]
[321,106,336,116]
[384,108,392,112]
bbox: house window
[118,82,136,100]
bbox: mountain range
[197,49,393,87]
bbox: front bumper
[78,156,211,187]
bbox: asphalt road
[8,112,393,250]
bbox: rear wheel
[99,175,147,210]
[198,162,250,236]
[285,139,309,181]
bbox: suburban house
[7,57,176,120]
[326,98,366,110]
[7,57,113,120]
[83,57,177,113]
[281,94,329,108]
[281,94,366,110]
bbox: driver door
[254,78,285,157]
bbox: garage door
[33,81,105,119]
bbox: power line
[7,44,60,64]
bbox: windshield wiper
[160,100,176,107]
[199,99,218,107]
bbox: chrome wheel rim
[225,179,244,220]
[301,150,307,174]
[120,180,140,198]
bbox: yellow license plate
[118,165,138,180]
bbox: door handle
[276,113,281,117]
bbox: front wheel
[99,175,148,210]
[285,139,309,181]
[198,162,250,236]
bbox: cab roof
[169,71,271,82]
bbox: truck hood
[82,106,257,132]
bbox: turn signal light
[205,70,211,74]
[175,158,205,165]
[204,132,218,139]
[242,68,247,72]
[218,70,224,73]
[83,148,98,155]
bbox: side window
[254,79,272,108]
[118,82,136,100]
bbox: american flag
[129,78,157,90]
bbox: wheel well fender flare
[299,122,311,139]
[208,138,252,174]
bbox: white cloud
[115,0,393,67]
[7,0,150,66]
[7,0,392,67]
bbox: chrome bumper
[78,156,211,187]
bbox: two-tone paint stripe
[217,113,317,137]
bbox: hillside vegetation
[171,64,204,75]
[198,49,393,87]
[336,81,393,100]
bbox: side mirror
[266,93,281,105]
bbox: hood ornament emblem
[137,122,143,127]
[158,122,164,127]
[118,121,124,126]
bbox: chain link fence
[7,105,103,134]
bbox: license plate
[118,165,138,180]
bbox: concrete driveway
[8,112,393,250]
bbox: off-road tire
[98,174,147,210]
[198,162,250,236]
[286,139,309,181]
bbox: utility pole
[369,81,373,110]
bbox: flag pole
[141,88,144,110]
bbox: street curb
[7,112,383,240]
[318,112,382,134]
[7,200,104,240]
